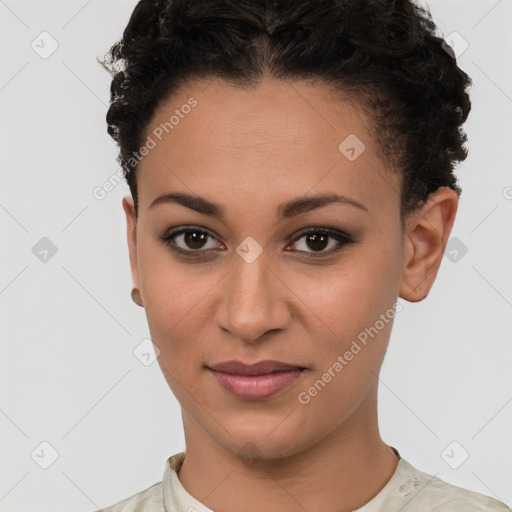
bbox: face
[125,77,408,459]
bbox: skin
[122,77,458,512]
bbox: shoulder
[92,481,162,512]
[393,459,511,512]
[89,452,186,512]
[421,476,511,511]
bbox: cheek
[137,244,210,365]
[138,233,214,323]
[289,239,402,343]
[293,275,399,434]
[289,237,402,397]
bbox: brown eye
[304,233,329,252]
[160,227,221,254]
[183,230,209,250]
[289,229,353,257]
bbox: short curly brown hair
[100,0,472,223]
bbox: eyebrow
[149,191,368,219]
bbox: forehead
[137,77,400,218]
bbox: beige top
[95,448,510,511]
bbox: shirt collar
[162,452,214,512]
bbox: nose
[215,251,292,344]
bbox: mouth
[206,360,307,400]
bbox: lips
[207,359,306,375]
[207,360,307,400]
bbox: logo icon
[441,441,469,469]
[31,441,59,469]
[441,32,469,59]
[339,134,366,161]
[31,31,59,59]
[236,236,263,264]
[444,237,468,263]
[32,237,58,263]
[133,338,160,366]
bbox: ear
[399,187,459,302]
[122,196,141,291]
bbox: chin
[211,417,313,461]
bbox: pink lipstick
[207,360,306,400]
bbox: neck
[177,392,399,512]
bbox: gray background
[1,0,511,510]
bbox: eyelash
[159,226,355,259]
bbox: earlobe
[399,187,459,303]
[122,196,141,291]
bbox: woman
[97,0,510,510]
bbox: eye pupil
[306,233,329,252]
[185,231,208,249]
